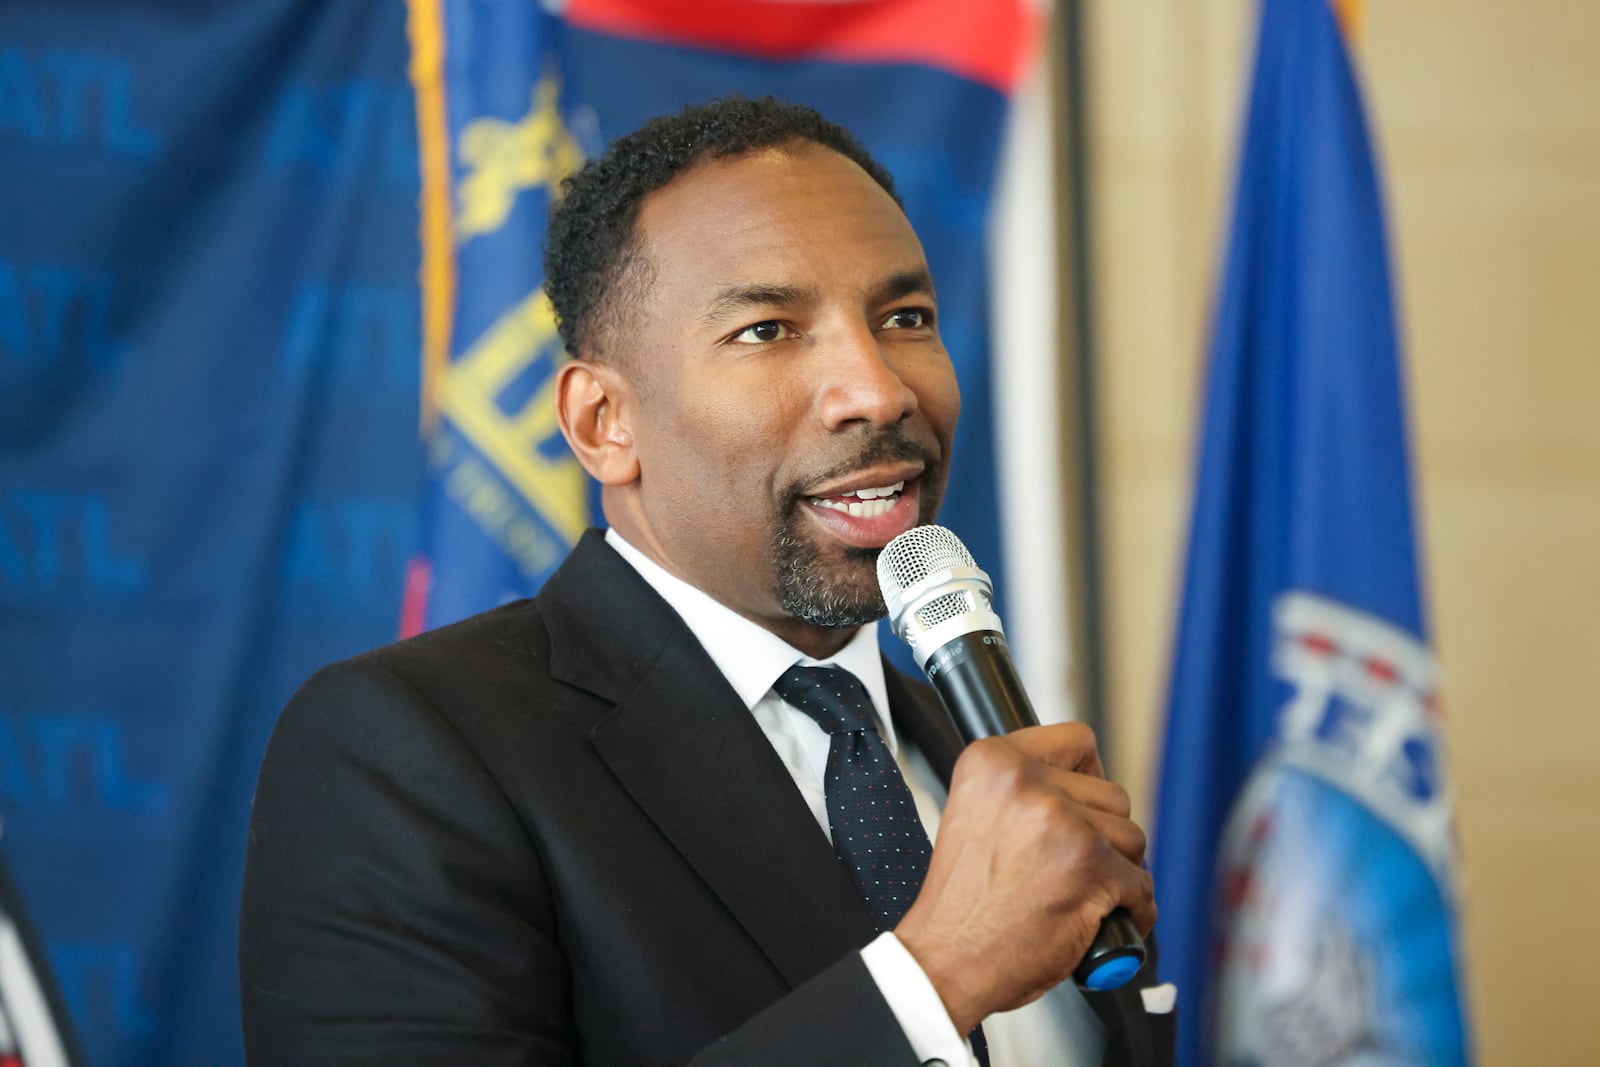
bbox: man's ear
[556,358,640,486]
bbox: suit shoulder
[353,598,552,690]
[270,598,570,768]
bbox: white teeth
[856,481,905,500]
[807,480,906,518]
[810,496,896,518]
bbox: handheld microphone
[877,524,1147,992]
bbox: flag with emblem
[402,0,592,633]
[1149,1,1474,1064]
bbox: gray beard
[770,426,934,629]
[771,518,886,629]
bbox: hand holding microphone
[878,526,1154,1032]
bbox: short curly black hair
[543,96,902,360]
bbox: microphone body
[923,629,1035,739]
[877,526,1147,993]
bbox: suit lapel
[540,532,876,988]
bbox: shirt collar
[605,528,897,751]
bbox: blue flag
[402,0,592,634]
[1150,1,1474,1063]
[1,4,424,1061]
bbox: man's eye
[881,308,932,330]
[731,321,795,344]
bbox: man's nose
[814,323,918,431]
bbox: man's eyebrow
[871,269,937,305]
[701,283,817,328]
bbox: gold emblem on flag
[440,287,588,558]
[421,71,588,573]
[456,77,582,242]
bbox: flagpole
[1054,0,1111,747]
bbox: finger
[1070,857,1157,937]
[1029,765,1132,818]
[1118,866,1158,938]
[1073,807,1149,867]
[1002,722,1106,779]
[946,741,1141,856]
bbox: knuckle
[952,737,1034,798]
[991,742,1035,790]
[1023,786,1070,827]
[961,735,1009,768]
[1135,866,1155,902]
[1061,720,1096,750]
[1126,821,1149,862]
[952,736,1000,780]
[1104,781,1132,817]
[1058,721,1105,773]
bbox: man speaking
[240,97,1169,1066]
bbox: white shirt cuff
[859,931,978,1067]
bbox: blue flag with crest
[1150,1,1474,1063]
[402,0,593,634]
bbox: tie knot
[773,665,877,736]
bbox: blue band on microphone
[1082,954,1142,991]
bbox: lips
[799,470,923,548]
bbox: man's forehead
[644,139,858,207]
[632,142,928,309]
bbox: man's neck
[779,623,856,661]
[603,528,889,721]
[603,516,865,660]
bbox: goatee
[772,517,886,629]
[770,428,936,629]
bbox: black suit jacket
[240,531,1173,1065]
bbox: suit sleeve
[239,661,579,1066]
[688,954,917,1067]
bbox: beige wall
[1087,2,1600,1062]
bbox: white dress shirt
[605,529,1105,1067]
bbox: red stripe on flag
[399,553,433,639]
[564,0,1038,92]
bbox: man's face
[610,141,959,651]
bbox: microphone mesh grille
[915,590,976,629]
[876,524,976,604]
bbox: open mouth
[799,474,922,548]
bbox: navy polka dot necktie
[775,665,990,1066]
[774,665,932,932]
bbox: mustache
[781,427,938,502]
